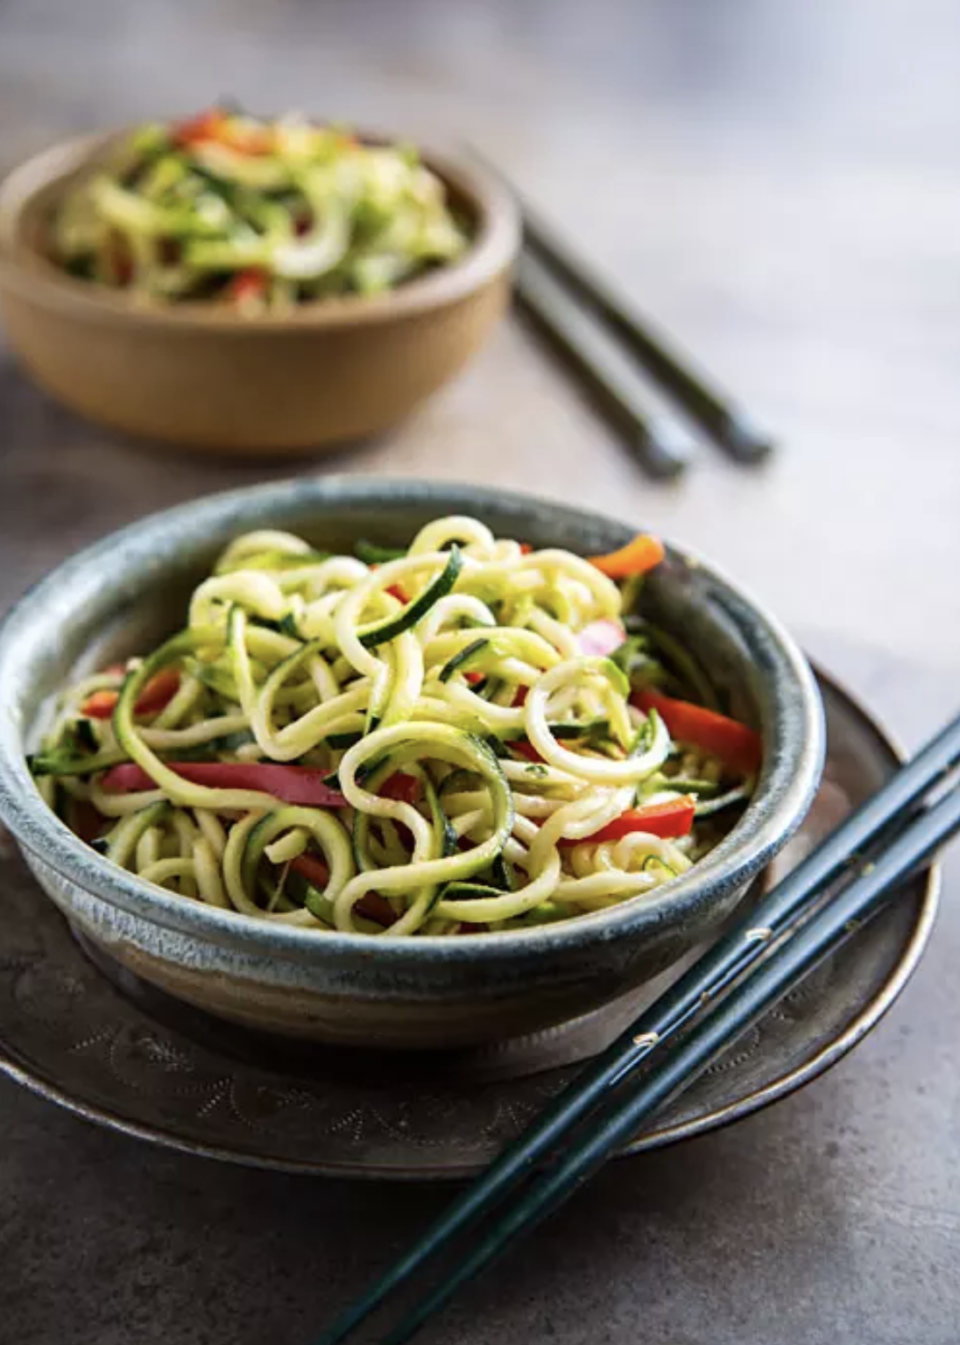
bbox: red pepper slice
[589,533,665,579]
[559,796,696,845]
[101,762,347,807]
[82,668,181,721]
[289,855,397,927]
[577,618,626,657]
[289,853,331,888]
[380,772,420,805]
[131,668,181,716]
[632,689,762,777]
[228,268,268,306]
[172,107,227,147]
[368,564,408,604]
[173,108,272,154]
[82,690,122,720]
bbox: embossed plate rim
[0,666,939,1179]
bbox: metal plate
[0,670,938,1179]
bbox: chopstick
[515,251,696,480]
[313,709,960,1345]
[520,205,773,464]
[379,777,960,1345]
[472,147,774,466]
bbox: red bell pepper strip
[368,563,408,604]
[82,690,122,720]
[377,772,421,851]
[632,688,762,776]
[380,772,421,804]
[589,533,665,579]
[577,618,626,657]
[559,796,696,845]
[172,107,226,146]
[100,761,347,807]
[173,108,272,154]
[82,668,181,721]
[289,853,330,887]
[228,268,268,306]
[289,854,397,927]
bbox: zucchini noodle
[29,517,758,937]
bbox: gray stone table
[1,2,959,1342]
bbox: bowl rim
[0,476,825,966]
[0,125,520,332]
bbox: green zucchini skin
[439,638,491,683]
[359,547,462,649]
[354,540,406,564]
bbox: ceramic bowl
[0,479,825,1049]
[0,131,519,454]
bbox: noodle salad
[50,108,468,311]
[29,518,762,938]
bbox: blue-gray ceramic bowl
[0,478,825,1049]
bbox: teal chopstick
[381,776,960,1343]
[470,145,774,465]
[519,203,772,464]
[312,710,960,1345]
[515,251,694,480]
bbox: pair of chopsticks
[483,156,773,479]
[313,708,960,1345]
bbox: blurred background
[2,0,958,676]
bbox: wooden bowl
[0,130,519,454]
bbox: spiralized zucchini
[30,517,757,937]
[51,108,469,310]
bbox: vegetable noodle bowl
[29,516,762,937]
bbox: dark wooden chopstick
[472,147,774,465]
[515,251,695,480]
[379,775,960,1345]
[313,708,960,1345]
[521,207,773,464]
